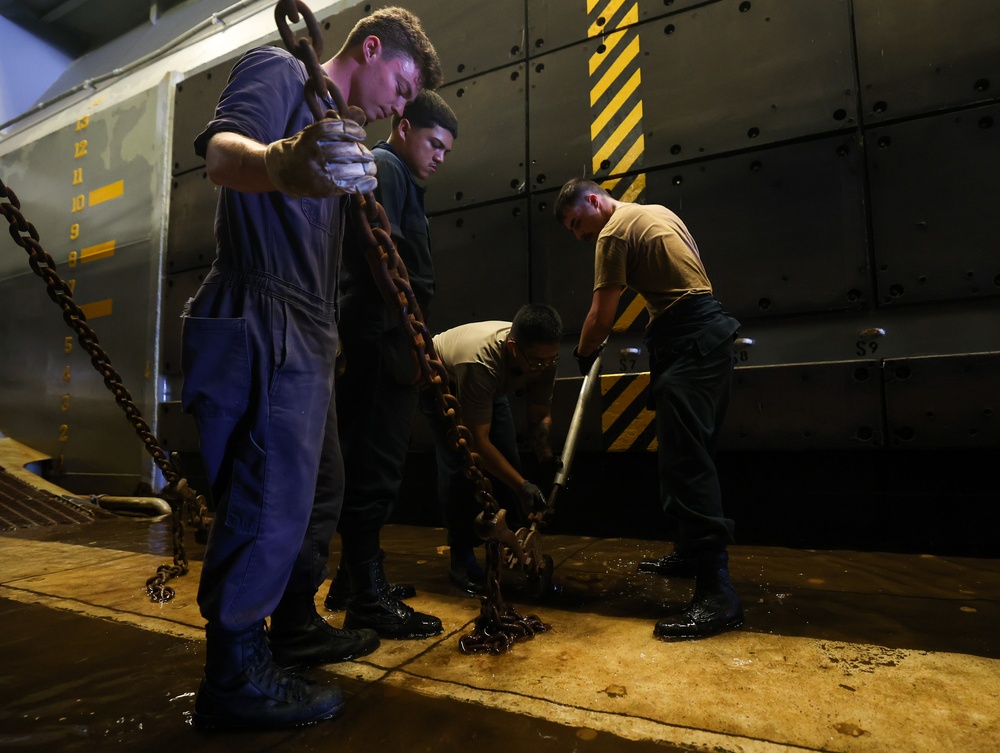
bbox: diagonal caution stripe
[590,34,640,106]
[587,0,632,38]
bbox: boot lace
[247,629,311,702]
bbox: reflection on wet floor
[1,516,998,752]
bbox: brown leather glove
[263,118,377,198]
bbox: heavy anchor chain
[275,0,551,652]
[0,178,211,603]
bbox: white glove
[264,118,377,198]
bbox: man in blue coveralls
[324,91,458,637]
[182,8,441,730]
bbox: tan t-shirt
[595,203,713,321]
[431,321,556,426]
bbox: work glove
[572,342,605,376]
[264,118,377,198]
[516,480,547,520]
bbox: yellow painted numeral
[72,167,83,185]
[60,394,71,412]
[68,251,78,268]
[71,195,85,213]
[67,279,76,293]
[58,424,69,443]
[64,336,73,354]
[62,366,72,382]
[75,115,89,131]
[70,223,80,240]
[74,140,88,158]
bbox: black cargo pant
[645,295,740,553]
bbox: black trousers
[645,296,739,553]
[335,323,419,560]
[421,393,521,551]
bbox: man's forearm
[205,132,276,193]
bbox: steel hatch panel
[855,0,1000,124]
[427,198,530,332]
[428,65,528,212]
[883,352,1000,449]
[645,133,870,320]
[867,103,1000,307]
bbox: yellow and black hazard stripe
[600,372,658,452]
[587,0,649,334]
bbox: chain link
[0,178,210,603]
[275,0,550,653]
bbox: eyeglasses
[512,341,560,371]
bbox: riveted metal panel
[720,360,885,450]
[646,134,870,319]
[884,353,1000,448]
[172,58,234,176]
[427,199,529,332]
[166,168,217,275]
[426,66,527,212]
[528,0,856,188]
[0,85,169,490]
[157,400,202,455]
[375,0,526,84]
[723,299,1000,370]
[528,0,706,53]
[161,269,210,377]
[528,187,598,337]
[867,104,1000,307]
[526,38,600,193]
[636,0,856,168]
[855,0,1000,123]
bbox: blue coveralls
[182,46,345,632]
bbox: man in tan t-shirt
[423,303,561,593]
[555,177,743,641]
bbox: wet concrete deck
[1,510,998,752]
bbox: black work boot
[637,547,699,578]
[194,621,345,730]
[654,549,744,640]
[324,550,416,611]
[343,555,443,639]
[269,594,380,665]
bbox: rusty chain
[0,178,211,603]
[275,0,550,652]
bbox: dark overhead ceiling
[0,0,190,57]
